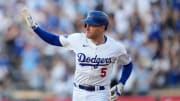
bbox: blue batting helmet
[83,11,109,30]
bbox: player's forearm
[119,62,133,85]
[111,62,132,100]
[33,27,62,46]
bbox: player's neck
[91,36,106,45]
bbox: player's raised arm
[22,8,62,46]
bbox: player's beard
[86,30,101,40]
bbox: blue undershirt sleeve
[33,27,62,46]
[119,62,133,85]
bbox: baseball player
[22,8,133,101]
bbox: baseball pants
[72,85,110,101]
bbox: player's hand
[22,8,38,29]
[110,83,124,101]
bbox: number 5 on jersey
[101,67,107,77]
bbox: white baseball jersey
[60,33,131,86]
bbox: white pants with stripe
[72,86,110,101]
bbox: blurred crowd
[0,0,180,100]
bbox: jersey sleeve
[59,33,83,51]
[117,42,132,65]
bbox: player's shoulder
[106,35,127,54]
[67,33,85,39]
[107,36,125,49]
[64,32,85,41]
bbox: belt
[73,83,105,91]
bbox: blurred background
[0,0,180,101]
